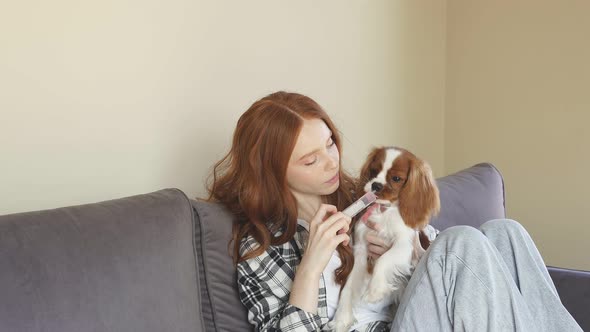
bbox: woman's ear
[398,158,441,230]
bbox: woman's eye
[392,176,402,182]
[305,157,317,166]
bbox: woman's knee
[480,218,526,236]
[430,225,488,251]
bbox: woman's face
[286,118,340,198]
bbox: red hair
[204,91,356,286]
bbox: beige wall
[2,0,588,271]
[446,0,590,270]
[0,2,446,214]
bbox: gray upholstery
[0,188,203,332]
[430,162,506,230]
[1,163,588,332]
[191,200,251,332]
[547,266,590,331]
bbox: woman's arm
[288,262,321,313]
[288,205,350,313]
[237,240,324,332]
[237,205,351,331]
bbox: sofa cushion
[191,200,251,332]
[547,266,590,331]
[0,188,204,332]
[192,162,507,331]
[430,162,506,230]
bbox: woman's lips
[326,173,339,184]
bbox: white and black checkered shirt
[236,222,392,332]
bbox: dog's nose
[371,182,384,192]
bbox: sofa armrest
[548,266,590,331]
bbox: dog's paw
[326,319,353,332]
[325,320,336,331]
[328,307,355,332]
[329,285,357,331]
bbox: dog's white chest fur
[328,206,423,332]
[328,146,440,332]
[357,206,415,246]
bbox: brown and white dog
[329,146,440,332]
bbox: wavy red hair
[204,91,356,286]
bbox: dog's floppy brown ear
[358,147,385,190]
[351,147,385,230]
[398,157,440,230]
[350,147,380,223]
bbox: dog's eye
[392,176,402,182]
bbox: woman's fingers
[324,217,350,237]
[320,212,351,234]
[368,243,387,256]
[323,211,352,225]
[362,218,381,232]
[309,206,352,248]
[312,204,338,221]
[366,232,392,258]
[309,204,338,230]
[365,232,386,246]
[363,221,392,258]
[319,213,351,248]
[335,233,350,247]
[336,226,351,247]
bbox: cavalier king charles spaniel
[329,146,440,332]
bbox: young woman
[206,91,581,331]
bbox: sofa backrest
[0,188,204,332]
[430,162,506,230]
[192,162,507,331]
[0,162,507,332]
[191,200,251,332]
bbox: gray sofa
[1,163,588,331]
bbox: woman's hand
[299,204,351,277]
[361,218,393,259]
[289,204,351,313]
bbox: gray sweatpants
[391,219,582,331]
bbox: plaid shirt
[236,220,391,332]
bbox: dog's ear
[351,148,385,228]
[398,157,440,230]
[358,147,385,191]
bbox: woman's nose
[327,155,339,170]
